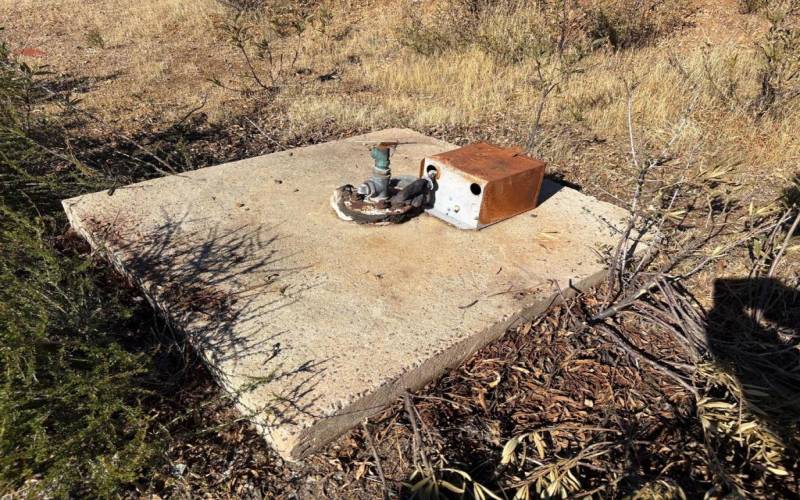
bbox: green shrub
[395,2,473,56]
[753,1,800,117]
[738,0,770,13]
[580,0,694,50]
[0,34,159,497]
[213,0,326,93]
[85,28,105,49]
[0,210,155,497]
[473,5,562,64]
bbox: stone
[62,129,628,460]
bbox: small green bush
[213,0,325,93]
[581,0,694,50]
[473,6,557,64]
[85,28,105,49]
[395,2,473,56]
[738,0,769,13]
[0,34,159,497]
[0,210,155,497]
[753,2,800,117]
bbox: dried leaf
[501,436,520,465]
[514,485,530,500]
[768,466,789,476]
[702,401,735,410]
[440,480,465,494]
[475,483,502,500]
[531,432,546,459]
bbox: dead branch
[362,421,389,499]
[404,392,431,473]
[768,210,800,277]
[594,322,697,395]
[591,214,788,323]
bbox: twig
[595,323,697,396]
[551,279,579,329]
[171,93,209,129]
[362,421,389,499]
[626,81,641,172]
[591,216,787,323]
[605,88,699,305]
[237,40,278,92]
[245,116,285,150]
[751,212,784,278]
[605,81,643,304]
[526,81,558,153]
[404,392,430,473]
[525,1,581,154]
[753,209,800,323]
[768,210,800,277]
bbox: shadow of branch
[706,277,800,443]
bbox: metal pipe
[357,144,392,200]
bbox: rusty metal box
[420,143,546,230]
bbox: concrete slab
[63,129,628,460]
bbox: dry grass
[280,0,797,204]
[2,0,235,123]
[4,0,797,205]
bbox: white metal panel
[423,157,486,230]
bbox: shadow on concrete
[536,173,584,206]
[92,212,328,429]
[537,178,566,205]
[706,277,800,442]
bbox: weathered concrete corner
[62,129,628,460]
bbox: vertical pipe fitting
[368,144,392,200]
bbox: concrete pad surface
[62,129,628,460]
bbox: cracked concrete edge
[274,269,609,461]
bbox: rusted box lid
[421,143,546,230]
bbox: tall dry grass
[275,0,797,207]
[2,0,232,123]
[5,0,797,200]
